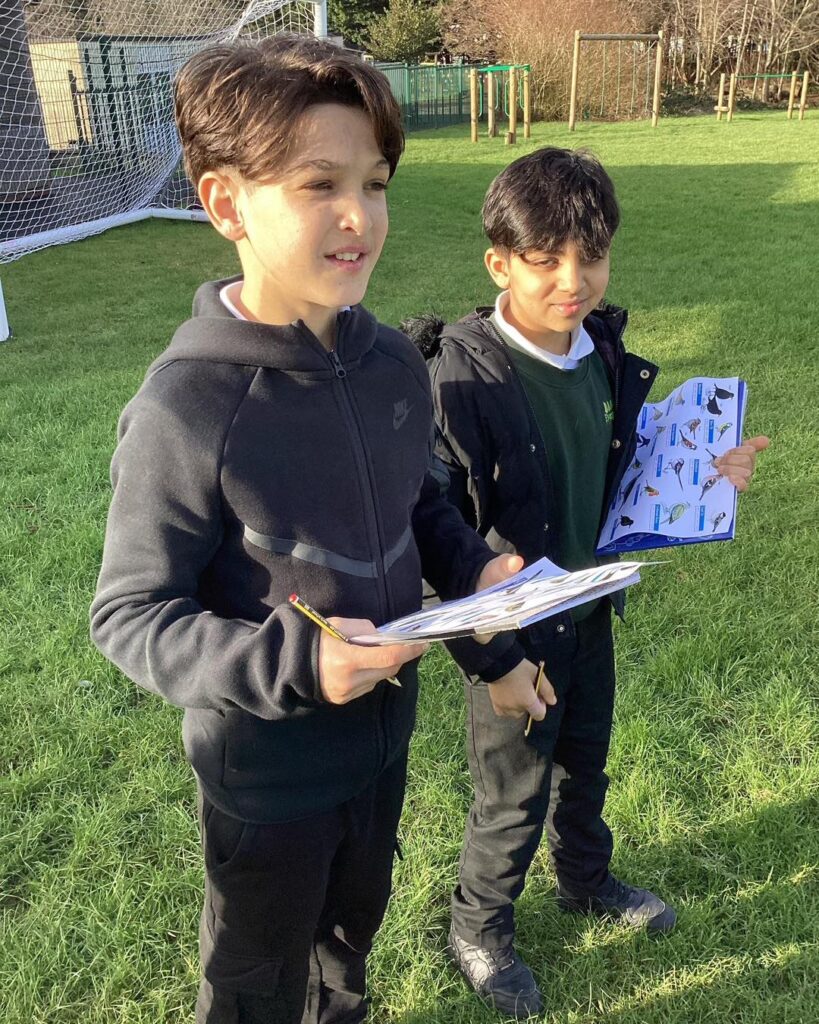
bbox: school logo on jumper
[393,399,412,430]
[602,399,614,424]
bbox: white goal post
[0,0,328,339]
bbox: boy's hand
[715,435,770,491]
[318,618,428,705]
[472,554,525,645]
[476,553,525,592]
[487,658,556,720]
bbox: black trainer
[447,924,544,1018]
[557,875,677,933]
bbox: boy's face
[199,104,390,343]
[485,240,610,349]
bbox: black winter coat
[416,304,659,677]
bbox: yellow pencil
[524,661,546,737]
[289,594,402,687]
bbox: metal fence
[50,59,473,167]
[375,62,474,131]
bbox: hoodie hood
[148,277,379,377]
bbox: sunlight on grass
[2,112,818,1022]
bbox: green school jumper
[494,320,613,621]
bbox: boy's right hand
[487,658,556,720]
[318,618,429,704]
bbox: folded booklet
[350,556,649,645]
[596,377,747,556]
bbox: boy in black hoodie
[90,37,546,1024]
[406,148,767,1017]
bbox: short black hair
[481,147,619,261]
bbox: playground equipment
[0,0,327,340]
[469,64,531,144]
[716,70,810,122]
[568,31,664,130]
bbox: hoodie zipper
[328,319,391,768]
[328,349,347,380]
[327,327,391,622]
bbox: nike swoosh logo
[393,406,412,429]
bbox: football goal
[0,0,328,339]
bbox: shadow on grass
[383,159,818,376]
[389,794,819,1022]
[3,148,817,1024]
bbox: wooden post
[469,68,478,142]
[716,72,726,120]
[727,72,737,121]
[568,30,581,130]
[523,67,531,138]
[787,70,798,118]
[799,70,809,120]
[751,44,763,98]
[651,29,663,127]
[507,65,517,144]
[487,70,496,137]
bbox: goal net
[0,0,324,270]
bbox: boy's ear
[197,171,247,242]
[484,247,512,289]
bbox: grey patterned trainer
[557,875,677,933]
[447,924,543,1018]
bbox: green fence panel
[374,62,473,132]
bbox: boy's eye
[367,180,389,192]
[304,180,334,191]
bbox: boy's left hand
[471,554,525,645]
[715,435,770,491]
[476,554,524,592]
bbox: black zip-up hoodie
[407,304,658,674]
[90,279,498,823]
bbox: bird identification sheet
[596,376,747,555]
[349,557,647,645]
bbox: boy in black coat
[406,148,767,1017]
[90,36,536,1024]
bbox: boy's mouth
[326,248,368,268]
[552,300,584,317]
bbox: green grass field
[2,111,818,1023]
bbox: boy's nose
[338,193,371,234]
[557,259,583,294]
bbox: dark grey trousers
[196,754,407,1024]
[452,601,617,949]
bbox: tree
[365,0,440,62]
[328,0,387,46]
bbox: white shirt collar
[220,281,248,320]
[493,291,595,371]
[219,281,351,322]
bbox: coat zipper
[328,322,390,767]
[327,342,392,622]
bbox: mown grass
[2,111,818,1023]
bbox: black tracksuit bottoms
[452,600,617,950]
[196,752,407,1024]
